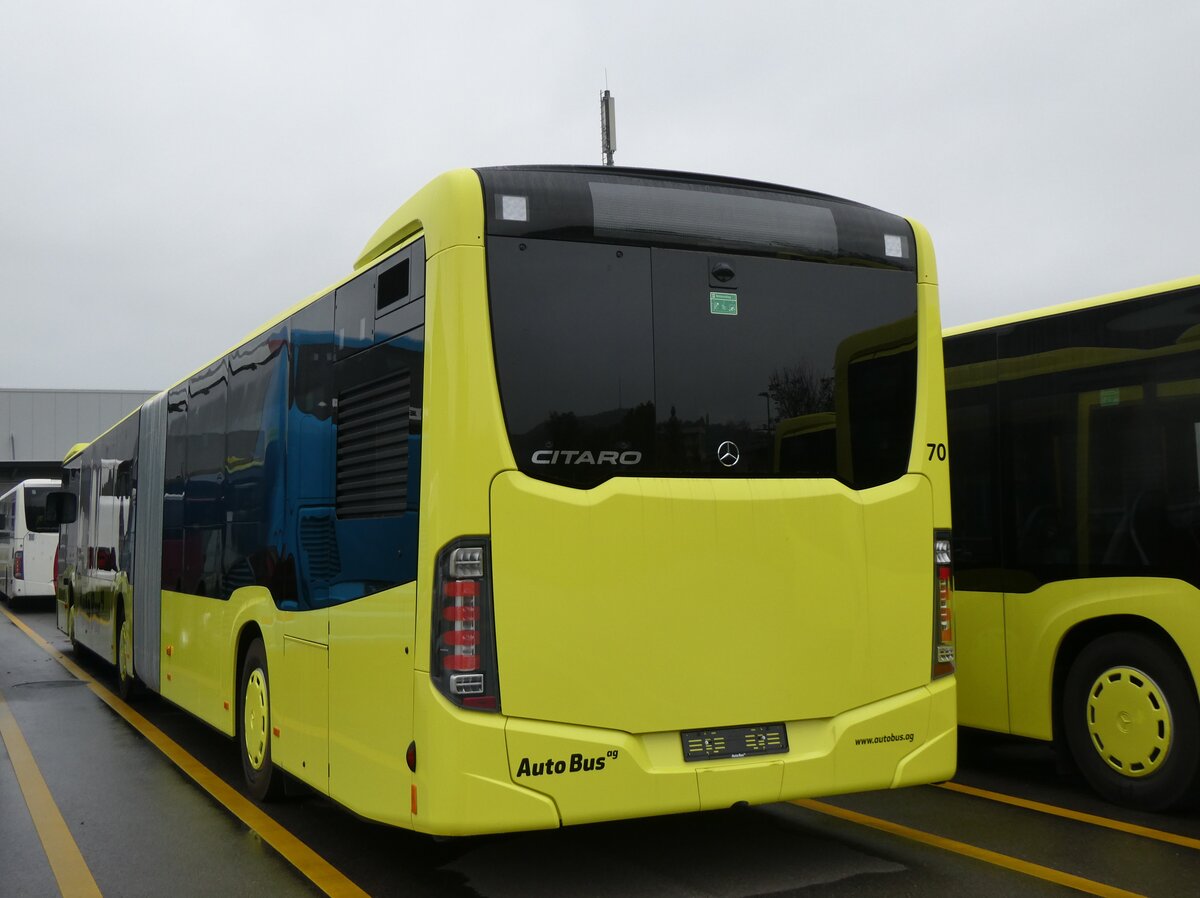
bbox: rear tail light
[432,539,500,711]
[53,545,61,582]
[933,531,955,679]
[14,550,24,580]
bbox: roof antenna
[600,75,617,167]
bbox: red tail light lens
[432,539,500,711]
[53,545,60,582]
[933,532,955,679]
[14,550,24,580]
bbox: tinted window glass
[225,328,288,597]
[86,419,138,575]
[184,363,227,597]
[946,286,1200,592]
[479,167,916,270]
[488,239,655,487]
[23,486,59,533]
[490,237,917,489]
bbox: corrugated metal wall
[0,389,157,463]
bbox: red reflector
[443,654,480,671]
[463,695,498,710]
[442,630,479,647]
[444,580,480,598]
[442,605,480,622]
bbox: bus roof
[945,274,1200,338]
[0,478,61,499]
[75,165,935,453]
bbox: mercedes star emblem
[717,440,740,467]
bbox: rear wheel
[1063,631,1200,810]
[239,638,284,801]
[68,601,80,652]
[116,609,137,700]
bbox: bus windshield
[484,171,918,489]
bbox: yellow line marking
[1,605,369,898]
[0,687,103,898]
[793,798,1146,898]
[938,781,1200,852]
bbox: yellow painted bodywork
[489,473,935,733]
[953,589,1010,731]
[160,587,264,735]
[1005,579,1200,740]
[956,580,1200,741]
[409,676,955,836]
[327,584,416,825]
[147,172,954,835]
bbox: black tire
[239,638,285,801]
[1063,631,1200,810]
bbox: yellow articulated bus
[945,275,1200,810]
[51,166,956,835]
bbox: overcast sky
[3,1,1198,391]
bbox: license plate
[680,723,789,762]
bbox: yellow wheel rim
[119,618,133,684]
[243,669,269,771]
[1085,665,1172,778]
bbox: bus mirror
[44,491,78,526]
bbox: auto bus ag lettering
[516,750,617,778]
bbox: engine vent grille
[299,511,342,581]
[336,370,410,518]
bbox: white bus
[0,478,62,605]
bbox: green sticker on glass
[1100,388,1120,407]
[710,291,738,316]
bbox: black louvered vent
[336,369,410,518]
[299,511,342,580]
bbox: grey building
[0,388,157,492]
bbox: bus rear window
[23,486,60,533]
[488,236,918,489]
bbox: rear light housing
[932,531,955,679]
[431,538,501,711]
[53,545,61,582]
[14,549,24,580]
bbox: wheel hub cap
[244,669,269,770]
[1085,665,1171,778]
[120,619,132,682]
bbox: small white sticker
[884,234,905,258]
[499,194,529,222]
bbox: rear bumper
[412,676,956,835]
[8,577,55,599]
